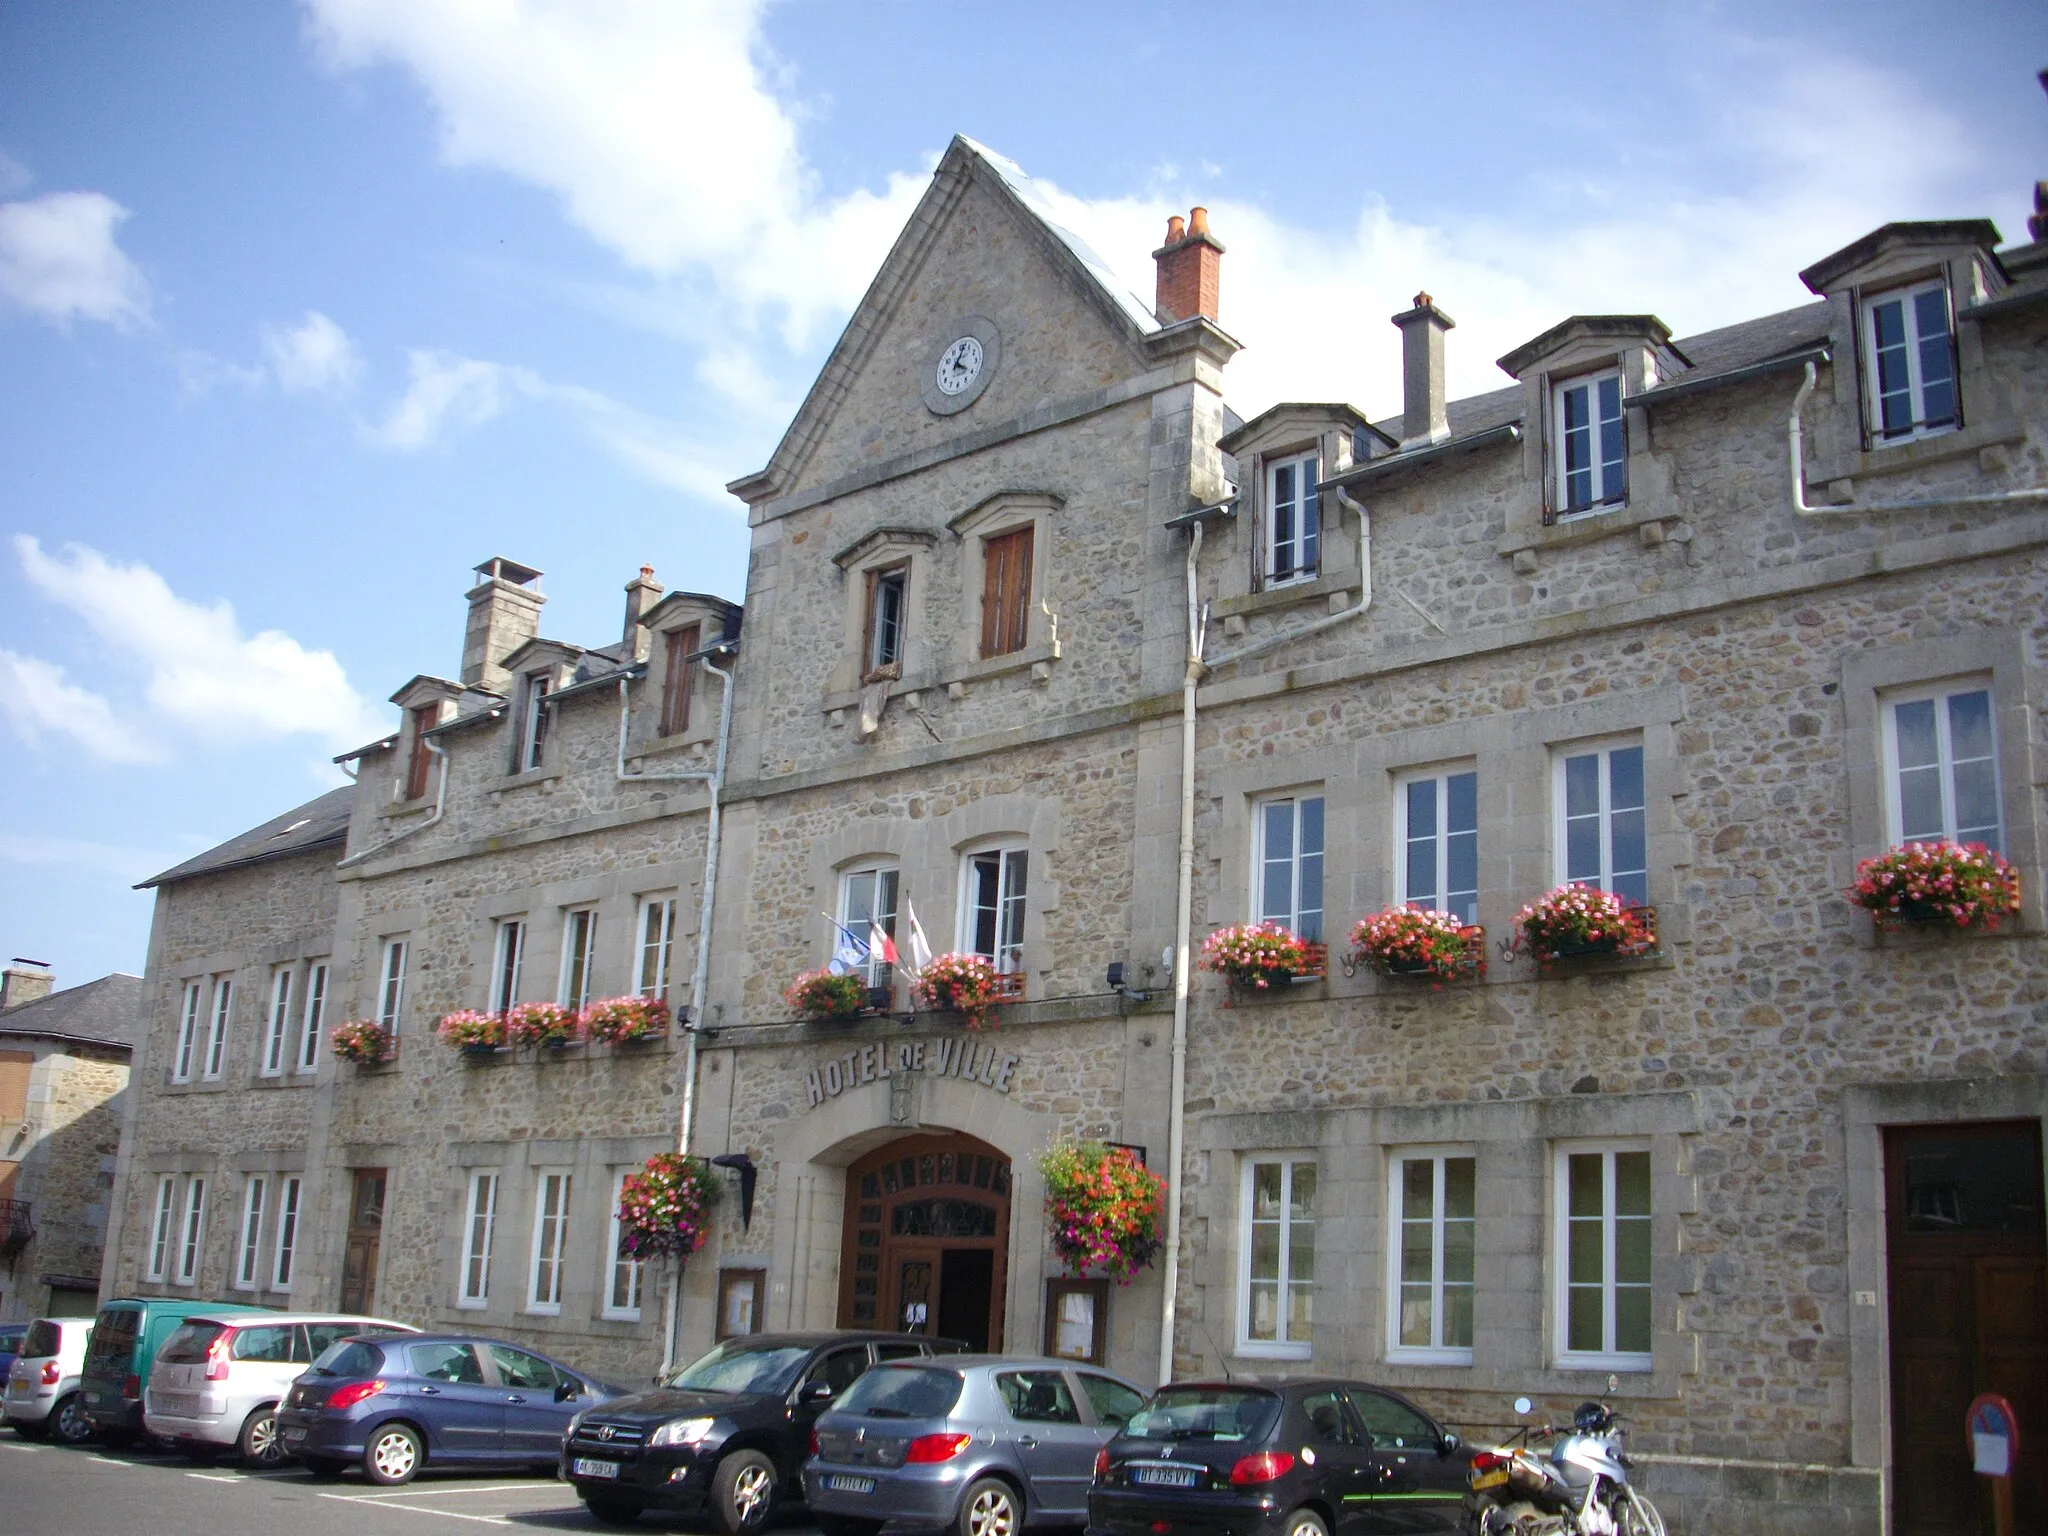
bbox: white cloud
[10,535,386,755]
[0,649,162,764]
[0,190,150,329]
[369,349,535,449]
[263,309,364,393]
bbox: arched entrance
[838,1131,1011,1351]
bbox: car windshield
[1125,1388,1280,1443]
[310,1340,386,1378]
[835,1366,963,1419]
[158,1322,227,1364]
[665,1342,813,1395]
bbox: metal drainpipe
[334,735,449,868]
[1202,486,1373,671]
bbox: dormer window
[517,671,550,771]
[1265,451,1320,586]
[659,623,700,738]
[865,565,907,679]
[1863,280,1957,445]
[1554,371,1625,517]
[403,705,438,800]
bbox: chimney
[1391,292,1455,448]
[461,557,546,695]
[622,564,664,663]
[1153,206,1224,325]
[2,958,53,1011]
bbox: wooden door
[339,1168,386,1315]
[840,1132,1010,1352]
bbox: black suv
[563,1331,965,1529]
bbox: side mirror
[1438,1432,1460,1456]
[800,1380,834,1404]
[555,1380,580,1403]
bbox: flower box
[616,1152,720,1261]
[582,995,670,1045]
[1507,885,1657,968]
[436,1009,507,1052]
[784,969,868,1022]
[913,953,1007,1028]
[988,970,1027,1001]
[331,1019,395,1066]
[1847,841,2020,931]
[506,1001,581,1051]
[1199,923,1322,990]
[1351,909,1485,984]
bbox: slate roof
[138,784,355,890]
[0,972,143,1051]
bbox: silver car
[4,1317,95,1443]
[805,1356,1148,1536]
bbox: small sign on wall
[718,1268,766,1340]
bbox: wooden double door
[1886,1121,2047,1535]
[839,1132,1011,1352]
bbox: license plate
[825,1475,876,1494]
[1132,1466,1199,1488]
[1471,1469,1508,1491]
[4,1383,26,1399]
[155,1392,197,1415]
[573,1458,621,1480]
[283,1427,307,1445]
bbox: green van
[80,1298,267,1443]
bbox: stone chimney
[622,564,664,663]
[1391,292,1455,448]
[1,959,53,1011]
[1153,206,1224,325]
[461,558,545,695]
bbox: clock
[935,336,984,396]
[921,317,1000,416]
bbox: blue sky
[2,0,2043,986]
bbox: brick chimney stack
[2,959,53,1011]
[461,558,546,696]
[1153,206,1224,325]
[1391,292,1456,448]
[622,564,664,663]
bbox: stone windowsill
[1211,567,1359,623]
[376,795,437,822]
[158,1079,230,1095]
[488,765,563,797]
[248,1074,315,1091]
[1496,495,1678,561]
[1804,415,2024,490]
[820,639,1060,714]
[625,726,719,764]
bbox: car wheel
[302,1456,347,1481]
[363,1423,423,1486]
[1281,1509,1329,1536]
[817,1516,883,1536]
[956,1477,1022,1536]
[51,1395,95,1447]
[711,1448,777,1534]
[583,1492,647,1526]
[238,1407,287,1466]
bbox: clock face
[935,335,984,396]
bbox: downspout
[335,736,448,869]
[1203,486,1373,671]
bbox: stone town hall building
[106,138,2047,1533]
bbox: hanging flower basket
[913,953,1005,1029]
[1350,908,1486,984]
[331,1019,394,1065]
[1847,841,2021,930]
[1507,884,1656,966]
[1199,922,1320,990]
[582,995,669,1045]
[1039,1139,1167,1285]
[435,1009,507,1053]
[615,1152,721,1261]
[506,1001,581,1051]
[783,969,868,1021]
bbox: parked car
[80,1298,269,1445]
[562,1330,967,1530]
[1087,1378,1474,1536]
[4,1317,95,1444]
[806,1355,1150,1536]
[0,1323,27,1383]
[144,1312,417,1465]
[274,1332,626,1485]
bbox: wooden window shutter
[405,707,436,800]
[0,1050,31,1123]
[981,526,1033,658]
[661,623,699,737]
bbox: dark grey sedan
[804,1356,1149,1536]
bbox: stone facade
[107,137,2048,1533]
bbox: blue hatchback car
[275,1332,627,1484]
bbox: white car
[144,1312,417,1465]
[4,1317,96,1444]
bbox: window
[1556,741,1646,907]
[147,1175,177,1281]
[175,1176,207,1285]
[980,525,1034,658]
[839,866,899,989]
[1397,770,1478,924]
[1300,1387,1363,1444]
[963,847,1027,973]
[459,1171,499,1309]
[412,1342,485,1384]
[528,1171,572,1314]
[172,982,202,1084]
[1265,451,1320,585]
[1238,1158,1315,1357]
[636,897,677,1000]
[1553,372,1625,516]
[1862,281,1957,444]
[517,671,551,771]
[296,963,327,1074]
[1347,1389,1441,1451]
[864,564,907,679]
[1254,794,1324,941]
[1555,1143,1653,1369]
[377,940,408,1037]
[404,705,437,800]
[260,969,293,1078]
[487,1344,562,1392]
[660,623,700,737]
[491,920,526,1014]
[235,1176,267,1290]
[202,977,232,1081]
[559,909,599,1010]
[272,1176,302,1291]
[998,1370,1082,1423]
[1883,684,2001,851]
[1386,1149,1475,1363]
[604,1169,643,1321]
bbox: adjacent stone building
[106,136,2048,1534]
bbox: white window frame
[271,1176,302,1291]
[1552,1140,1654,1372]
[259,969,292,1078]
[146,1175,178,1281]
[527,1170,572,1315]
[838,866,899,989]
[517,671,551,771]
[603,1169,644,1321]
[960,845,1028,974]
[1394,767,1479,925]
[1552,370,1626,517]
[1553,737,1648,908]
[296,962,328,1074]
[1385,1146,1476,1365]
[1252,792,1325,942]
[636,897,677,1001]
[865,564,909,678]
[1263,450,1321,587]
[558,909,599,1010]
[1236,1156,1316,1360]
[172,983,202,1084]
[1880,680,2003,852]
[174,1175,207,1286]
[491,919,527,1014]
[377,939,408,1037]
[234,1175,267,1290]
[459,1170,500,1310]
[1861,279,1959,446]
[201,977,232,1081]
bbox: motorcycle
[1465,1398,1665,1536]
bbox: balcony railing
[0,1199,33,1257]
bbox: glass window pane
[1443,1284,1474,1349]
[1288,1221,1314,1283]
[1444,1156,1475,1219]
[1290,1164,1316,1221]
[1286,1280,1313,1342]
[1400,1224,1434,1283]
[1299,797,1323,856]
[1614,1287,1653,1355]
[1399,1287,1433,1348]
[1247,1281,1277,1341]
[1250,1221,1279,1282]
[1442,1216,1474,1285]
[1566,817,1601,886]
[1568,1286,1604,1354]
[1893,699,1938,769]
[1615,1151,1651,1215]
[1252,1163,1281,1220]
[1948,691,1993,762]
[1953,762,2001,848]
[1611,807,1647,882]
[1898,764,1946,843]
[1609,747,1644,810]
[1564,753,1600,817]
[1569,1217,1603,1284]
[1402,1159,1435,1217]
[1446,772,1476,832]
[1615,1217,1652,1285]
[1568,1153,1604,1218]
